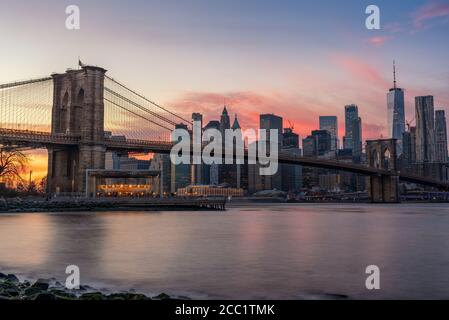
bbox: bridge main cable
[105,75,192,126]
[104,87,180,128]
[104,97,173,131]
[0,77,53,90]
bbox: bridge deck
[1,128,448,190]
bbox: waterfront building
[150,153,171,195]
[402,130,413,169]
[178,184,244,197]
[319,116,338,151]
[97,183,153,197]
[219,106,232,185]
[260,113,283,147]
[192,113,204,185]
[219,106,231,135]
[302,135,317,157]
[387,61,406,154]
[319,173,342,192]
[259,113,283,190]
[203,120,221,185]
[281,128,302,192]
[415,96,436,163]
[311,130,332,156]
[170,123,191,193]
[343,104,358,150]
[351,117,362,163]
[435,110,448,163]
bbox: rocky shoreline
[0,197,227,213]
[0,273,179,301]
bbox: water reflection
[0,214,53,268]
[1,204,449,299]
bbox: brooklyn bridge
[0,65,447,203]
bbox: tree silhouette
[0,147,29,185]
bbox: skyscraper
[260,113,283,146]
[170,123,191,192]
[343,104,358,150]
[203,120,220,185]
[387,61,405,153]
[302,135,317,157]
[281,128,302,192]
[415,96,436,163]
[351,117,362,163]
[435,110,448,163]
[319,116,338,151]
[219,106,231,135]
[219,106,231,185]
[249,113,283,191]
[191,113,203,185]
[311,130,332,156]
[229,114,244,188]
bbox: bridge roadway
[1,128,448,190]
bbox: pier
[0,197,227,213]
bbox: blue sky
[0,0,448,138]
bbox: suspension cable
[0,77,52,90]
[104,87,179,127]
[105,75,192,125]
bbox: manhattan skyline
[0,0,448,178]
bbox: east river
[1,203,449,299]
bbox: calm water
[1,203,449,299]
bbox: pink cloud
[164,55,417,144]
[368,36,392,47]
[412,1,449,30]
[167,87,388,143]
[168,90,324,139]
[332,54,390,89]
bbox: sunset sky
[0,0,448,179]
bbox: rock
[32,279,49,291]
[18,281,31,289]
[0,272,7,279]
[80,292,105,301]
[0,280,18,291]
[6,274,19,283]
[153,293,171,300]
[49,289,77,300]
[126,293,149,300]
[32,292,57,301]
[79,285,93,291]
[323,293,349,300]
[107,293,127,300]
[4,288,20,297]
[24,287,44,296]
[107,292,149,300]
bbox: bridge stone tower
[366,139,400,203]
[47,66,107,194]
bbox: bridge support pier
[366,139,400,203]
[368,175,400,203]
[47,66,107,195]
[47,147,78,194]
